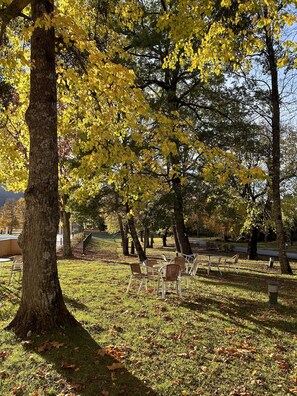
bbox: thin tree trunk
[130,240,135,255]
[173,225,180,252]
[172,177,192,255]
[118,214,129,256]
[62,209,72,257]
[127,211,146,262]
[247,227,258,260]
[7,0,77,337]
[265,29,293,274]
[144,227,150,249]
[162,232,167,247]
[61,195,72,258]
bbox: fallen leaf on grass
[0,370,9,378]
[68,382,83,391]
[12,384,26,396]
[216,346,256,361]
[96,346,127,361]
[61,362,79,371]
[177,352,189,359]
[270,353,291,371]
[107,362,123,371]
[278,361,291,371]
[37,341,64,353]
[171,332,184,340]
[102,391,109,396]
[51,341,64,348]
[289,386,297,394]
[0,350,11,360]
[96,348,107,357]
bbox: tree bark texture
[172,177,192,255]
[144,227,150,249]
[118,214,129,256]
[247,227,258,260]
[127,213,146,262]
[130,240,135,255]
[265,30,293,274]
[162,233,167,247]
[172,225,180,252]
[7,0,77,337]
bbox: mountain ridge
[0,185,23,206]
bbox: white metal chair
[157,263,182,299]
[144,259,159,290]
[207,256,222,276]
[224,254,240,273]
[8,256,23,284]
[126,263,148,296]
[182,253,196,266]
[180,257,200,288]
[173,256,192,288]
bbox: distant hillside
[0,186,23,206]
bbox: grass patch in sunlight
[0,237,296,395]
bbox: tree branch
[0,0,31,43]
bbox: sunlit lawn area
[0,236,297,396]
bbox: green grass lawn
[0,237,296,396]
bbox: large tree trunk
[172,177,192,255]
[118,214,129,256]
[265,30,293,274]
[247,227,258,260]
[7,0,77,337]
[61,194,73,258]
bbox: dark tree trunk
[247,227,258,260]
[144,227,150,249]
[61,194,73,258]
[130,240,135,255]
[162,227,169,247]
[162,233,167,247]
[7,0,77,337]
[172,177,192,255]
[265,30,293,274]
[62,209,72,257]
[118,214,129,256]
[222,226,228,242]
[127,212,146,262]
[173,225,180,252]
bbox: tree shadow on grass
[180,278,297,334]
[0,283,22,306]
[25,323,157,396]
[197,270,297,297]
[63,295,89,311]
